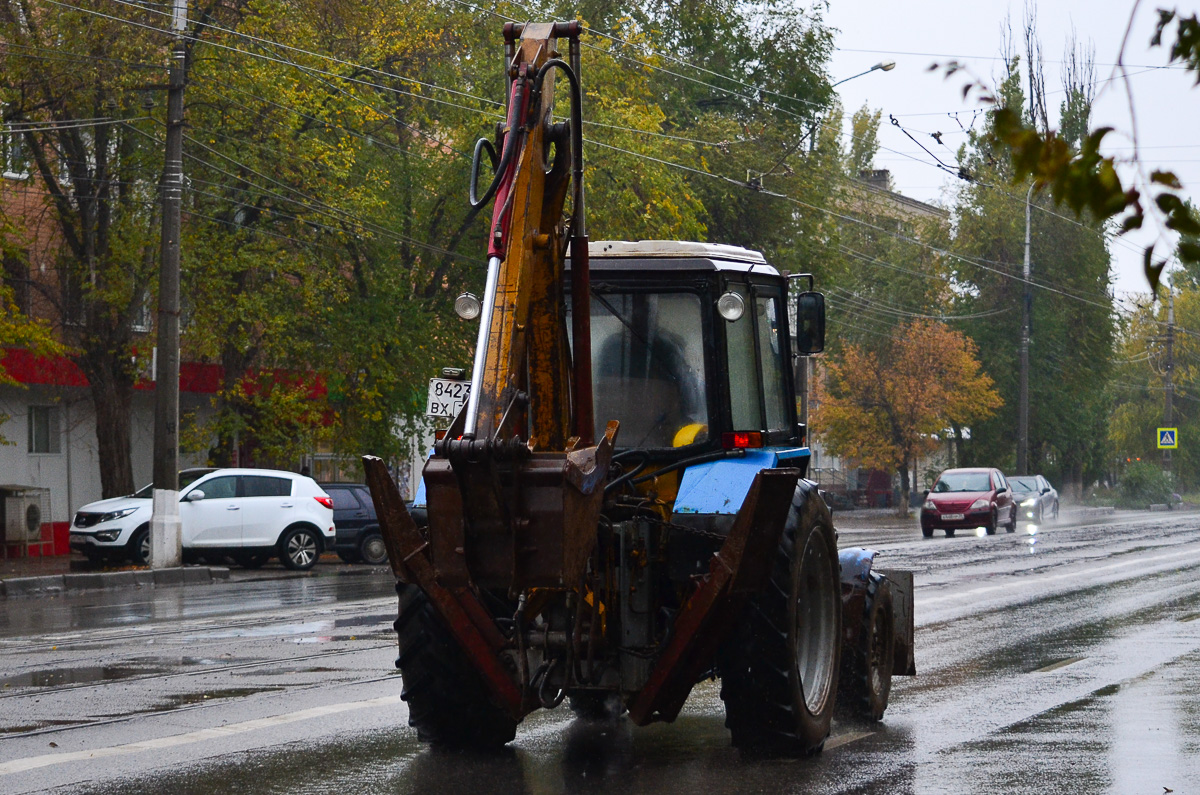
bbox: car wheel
[279,526,321,571]
[358,532,388,566]
[985,509,997,535]
[944,528,955,538]
[1006,506,1017,533]
[128,525,150,566]
[921,524,934,539]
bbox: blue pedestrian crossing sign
[1158,427,1178,449]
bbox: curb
[0,566,230,600]
[1073,506,1116,518]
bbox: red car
[921,467,1018,538]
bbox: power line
[37,0,1149,316]
[101,0,503,109]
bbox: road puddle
[0,665,165,689]
[0,719,85,735]
[152,686,285,709]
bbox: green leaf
[1118,213,1144,234]
[1150,170,1183,189]
[1144,246,1165,296]
[1179,240,1200,265]
[1151,9,1176,47]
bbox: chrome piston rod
[462,255,503,439]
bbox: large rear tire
[839,574,894,722]
[718,484,843,756]
[394,582,518,749]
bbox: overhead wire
[37,0,1171,325]
[120,120,471,262]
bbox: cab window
[588,291,709,448]
[725,286,763,430]
[726,286,791,432]
[756,294,788,431]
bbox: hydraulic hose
[469,77,527,210]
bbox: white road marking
[0,694,404,775]
[825,730,874,751]
[919,545,1200,607]
[1033,655,1087,673]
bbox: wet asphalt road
[2,511,1200,794]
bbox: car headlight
[94,530,121,542]
[969,498,991,511]
[1021,497,1037,506]
[98,507,139,523]
[923,499,937,511]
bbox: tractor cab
[568,241,824,463]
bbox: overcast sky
[823,0,1199,303]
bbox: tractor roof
[571,240,779,275]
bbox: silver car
[1010,475,1059,523]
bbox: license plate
[940,513,964,521]
[426,378,472,418]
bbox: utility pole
[1017,183,1034,475]
[1164,289,1175,472]
[150,2,187,569]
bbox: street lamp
[832,61,896,87]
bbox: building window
[28,405,62,454]
[2,126,29,179]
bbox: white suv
[70,468,336,571]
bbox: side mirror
[787,273,825,355]
[183,489,205,502]
[997,485,1008,493]
[923,489,930,498]
[793,291,826,355]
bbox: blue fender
[839,547,880,587]
[674,447,811,515]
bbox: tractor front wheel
[719,484,842,756]
[394,582,518,749]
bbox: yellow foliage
[812,320,1002,473]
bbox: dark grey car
[320,483,388,565]
[1010,475,1059,523]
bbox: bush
[1116,462,1175,508]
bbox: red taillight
[315,495,333,509]
[434,429,448,441]
[721,431,764,449]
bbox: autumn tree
[0,1,249,496]
[812,319,1002,514]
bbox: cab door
[180,475,242,548]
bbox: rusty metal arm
[362,455,525,719]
